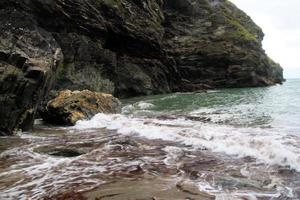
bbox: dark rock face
[163,0,284,88]
[0,0,284,135]
[0,8,62,135]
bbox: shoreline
[1,81,300,199]
[1,114,299,199]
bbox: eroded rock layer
[0,8,62,135]
[0,0,284,135]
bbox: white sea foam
[0,146,108,200]
[74,113,300,172]
[122,101,155,114]
[163,146,185,165]
[136,102,155,109]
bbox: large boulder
[40,90,121,125]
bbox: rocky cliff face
[163,0,284,88]
[0,0,284,135]
[0,7,63,135]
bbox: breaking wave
[74,113,300,172]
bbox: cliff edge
[0,0,284,135]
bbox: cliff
[0,0,284,135]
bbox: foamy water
[1,79,300,199]
[73,80,300,198]
[74,112,300,172]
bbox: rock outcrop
[40,90,121,125]
[0,8,63,135]
[0,0,284,135]
[163,0,284,88]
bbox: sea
[0,79,300,199]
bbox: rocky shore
[1,114,299,199]
[0,0,284,135]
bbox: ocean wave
[74,113,300,172]
[122,101,155,114]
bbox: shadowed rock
[34,146,85,157]
[0,8,63,135]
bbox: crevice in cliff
[103,30,162,59]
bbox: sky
[230,0,300,78]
